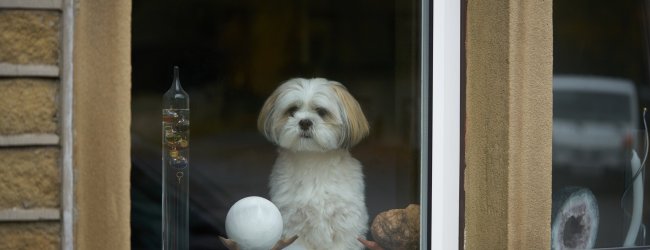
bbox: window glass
[131,0,423,249]
[553,0,650,248]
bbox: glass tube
[162,66,189,250]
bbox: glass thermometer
[162,66,189,250]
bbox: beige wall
[0,1,131,249]
[0,1,133,248]
[0,9,62,250]
[0,10,60,65]
[74,0,132,249]
[465,0,553,249]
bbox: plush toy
[360,204,420,250]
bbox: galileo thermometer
[162,66,189,250]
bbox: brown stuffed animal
[359,204,420,250]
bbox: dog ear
[330,81,369,147]
[257,88,280,141]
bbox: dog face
[258,78,369,152]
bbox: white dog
[258,78,370,250]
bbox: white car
[553,75,639,174]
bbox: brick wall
[0,5,64,250]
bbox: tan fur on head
[257,78,369,151]
[257,87,280,139]
[329,81,369,147]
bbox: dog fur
[258,78,369,250]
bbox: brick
[0,148,60,209]
[0,79,58,134]
[0,10,60,65]
[0,222,59,250]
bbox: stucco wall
[0,1,132,248]
[465,0,553,248]
[73,0,132,249]
[0,148,60,209]
[0,222,60,249]
[0,8,62,250]
[0,10,60,65]
[0,79,59,134]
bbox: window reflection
[553,0,650,248]
[553,76,637,173]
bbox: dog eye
[315,107,328,117]
[287,106,298,117]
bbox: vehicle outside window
[552,0,650,248]
[553,75,638,176]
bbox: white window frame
[422,0,461,249]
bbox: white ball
[225,196,283,250]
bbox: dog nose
[299,119,313,130]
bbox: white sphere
[225,196,283,250]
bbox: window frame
[425,0,461,249]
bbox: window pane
[131,0,423,249]
[553,0,650,248]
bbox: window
[553,0,650,248]
[130,0,432,249]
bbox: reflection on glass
[553,0,650,248]
[553,76,638,174]
[131,0,422,249]
[623,143,645,247]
